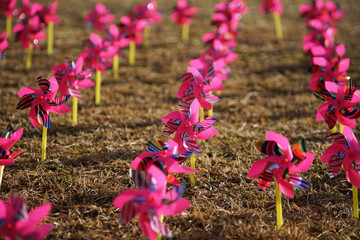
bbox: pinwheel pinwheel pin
[0,0,16,38]
[259,0,284,40]
[84,3,115,33]
[51,57,94,125]
[321,125,360,218]
[113,166,191,240]
[247,131,314,227]
[170,0,198,42]
[315,79,360,130]
[131,139,196,185]
[0,195,52,239]
[0,124,24,189]
[16,76,70,161]
[0,32,8,64]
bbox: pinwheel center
[39,95,44,101]
[5,223,13,231]
[162,150,167,157]
[282,158,289,164]
[197,83,202,89]
[149,196,156,203]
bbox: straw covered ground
[1,0,360,239]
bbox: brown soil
[1,0,360,239]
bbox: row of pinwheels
[112,0,248,239]
[300,0,360,218]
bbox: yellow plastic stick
[215,90,222,96]
[72,97,78,125]
[190,154,196,186]
[95,70,102,105]
[353,185,359,218]
[47,22,54,55]
[0,166,4,189]
[25,44,33,71]
[6,16,12,38]
[181,24,189,42]
[330,126,337,133]
[272,13,283,41]
[129,41,136,65]
[208,91,213,117]
[41,126,47,162]
[199,107,204,122]
[143,27,150,47]
[275,179,283,228]
[156,215,164,240]
[113,54,119,80]
[339,124,344,134]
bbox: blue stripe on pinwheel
[258,163,278,191]
[37,77,51,94]
[16,94,36,110]
[256,141,284,156]
[0,219,4,228]
[179,99,190,119]
[179,73,195,83]
[324,105,337,129]
[344,108,360,119]
[162,119,181,137]
[205,65,215,82]
[328,151,345,178]
[193,116,216,134]
[181,132,199,155]
[162,184,185,205]
[35,105,50,129]
[147,140,164,152]
[289,174,309,189]
[53,95,70,105]
[0,124,13,138]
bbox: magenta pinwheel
[302,19,337,52]
[0,125,24,166]
[113,166,191,240]
[321,126,360,188]
[200,38,238,64]
[190,57,230,85]
[0,0,16,18]
[38,0,59,27]
[0,195,52,240]
[131,139,196,185]
[162,98,217,155]
[315,79,360,129]
[119,15,147,45]
[202,23,237,49]
[132,1,162,26]
[170,0,198,26]
[16,76,71,129]
[259,0,283,15]
[85,3,115,33]
[299,0,344,26]
[0,32,8,60]
[247,131,314,198]
[13,13,46,49]
[80,33,118,72]
[51,57,94,99]
[178,66,221,110]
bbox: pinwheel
[302,19,337,52]
[16,76,70,161]
[200,39,238,65]
[51,57,93,125]
[0,125,24,189]
[0,195,52,239]
[0,32,8,64]
[299,0,344,26]
[119,15,147,65]
[162,98,217,185]
[84,3,115,33]
[131,139,196,185]
[131,1,162,47]
[212,0,248,35]
[113,165,191,240]
[80,33,117,105]
[170,0,198,42]
[104,24,130,79]
[310,44,349,91]
[315,79,360,130]
[259,0,284,40]
[321,125,360,218]
[0,0,16,38]
[38,1,59,55]
[13,14,46,70]
[202,23,237,49]
[247,131,314,227]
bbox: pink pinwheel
[310,44,349,91]
[51,57,94,99]
[170,0,198,26]
[321,126,360,188]
[15,0,44,24]
[131,139,196,185]
[13,14,46,49]
[315,79,360,129]
[0,195,52,239]
[113,166,191,240]
[103,24,130,53]
[200,39,238,64]
[119,16,147,45]
[0,32,8,60]
[38,1,59,27]
[0,125,24,166]
[299,0,344,26]
[80,33,118,72]
[202,23,237,49]
[177,66,221,110]
[0,0,16,17]
[247,131,314,198]
[162,98,217,155]
[16,76,71,129]
[302,19,337,52]
[259,0,283,15]
[132,1,162,26]
[85,3,115,33]
[190,57,230,84]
